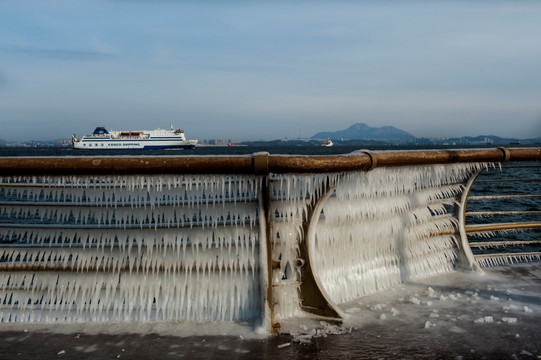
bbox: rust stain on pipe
[0,148,539,175]
[466,222,541,233]
[268,154,373,173]
[0,156,254,175]
[373,149,506,167]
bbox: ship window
[101,144,104,147]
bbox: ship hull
[72,127,198,150]
[73,139,197,150]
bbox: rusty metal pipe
[372,148,511,167]
[0,148,539,175]
[505,147,541,161]
[466,222,541,233]
[469,240,541,248]
[475,252,541,260]
[267,154,373,173]
[0,156,254,175]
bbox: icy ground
[281,263,541,359]
[1,263,541,359]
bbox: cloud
[0,44,116,61]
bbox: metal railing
[0,147,539,333]
[0,147,538,174]
[464,161,541,267]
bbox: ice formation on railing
[467,229,520,239]
[464,162,541,268]
[269,174,341,321]
[311,163,487,304]
[0,175,262,323]
[1,162,509,326]
[476,253,541,267]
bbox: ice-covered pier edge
[0,147,539,334]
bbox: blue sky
[1,1,540,142]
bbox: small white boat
[72,125,198,150]
[322,139,333,147]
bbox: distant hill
[235,122,539,147]
[444,135,527,145]
[311,123,416,143]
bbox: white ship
[322,139,333,147]
[72,125,198,150]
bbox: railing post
[259,174,281,333]
[253,152,281,333]
[456,168,484,271]
[300,179,343,322]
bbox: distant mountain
[241,138,388,147]
[311,123,416,143]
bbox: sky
[1,1,540,142]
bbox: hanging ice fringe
[0,175,262,323]
[0,163,490,324]
[268,173,342,321]
[311,163,488,304]
[476,253,541,268]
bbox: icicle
[0,165,492,325]
[310,163,491,305]
[0,174,260,323]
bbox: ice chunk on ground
[424,321,435,328]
